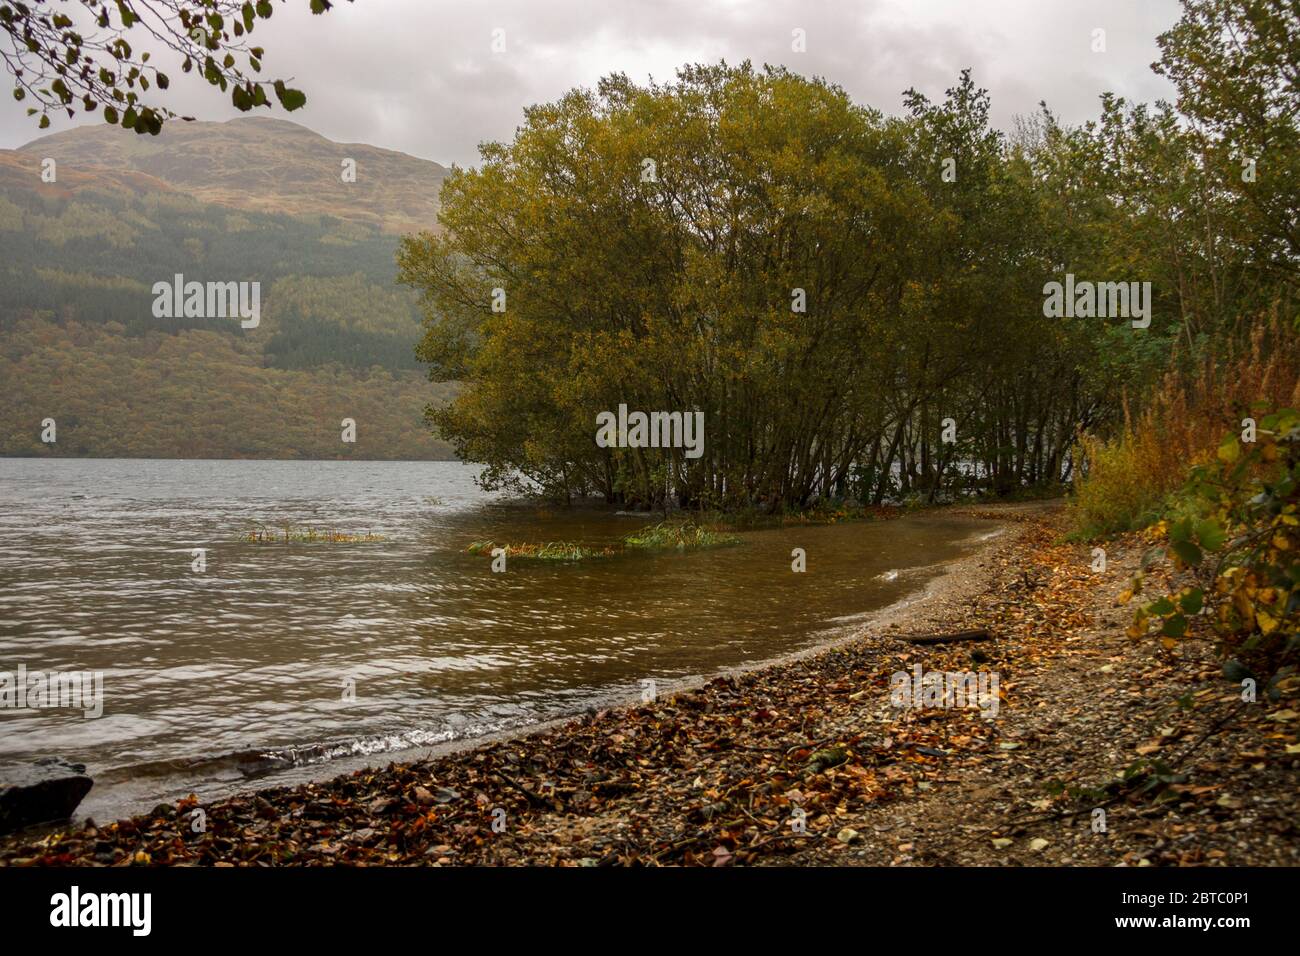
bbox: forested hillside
[0,120,455,460]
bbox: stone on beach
[0,757,93,835]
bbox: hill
[16,117,448,235]
[0,119,454,460]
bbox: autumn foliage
[1071,311,1300,537]
[1125,406,1300,680]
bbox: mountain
[0,119,455,460]
[17,116,449,235]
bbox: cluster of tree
[0,316,454,459]
[0,163,442,458]
[399,0,1297,511]
[259,273,423,371]
[0,181,417,345]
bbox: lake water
[0,458,1000,820]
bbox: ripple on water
[0,458,1001,821]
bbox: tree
[399,63,1094,510]
[1155,0,1300,274]
[1,0,346,134]
[401,64,933,509]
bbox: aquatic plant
[244,526,384,544]
[621,521,740,551]
[466,520,739,562]
[466,540,615,560]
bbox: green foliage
[261,275,424,371]
[1154,0,1300,276]
[0,150,455,459]
[1,1,334,135]
[0,185,412,344]
[0,315,455,459]
[1126,408,1300,677]
[401,64,1119,510]
[465,520,739,562]
[621,521,740,551]
[403,10,1297,511]
[1065,0,1300,537]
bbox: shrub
[1069,425,1175,538]
[1070,310,1300,539]
[1124,408,1300,680]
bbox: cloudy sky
[0,0,1186,166]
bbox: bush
[1125,408,1300,680]
[1069,429,1175,538]
[1070,310,1300,539]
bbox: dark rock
[0,757,93,834]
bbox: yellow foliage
[1071,310,1300,538]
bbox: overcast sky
[0,0,1186,166]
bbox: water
[0,458,1000,820]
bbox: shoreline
[274,505,1017,786]
[71,502,1013,824]
[4,499,1296,866]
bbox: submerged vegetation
[466,540,616,560]
[622,521,741,551]
[244,527,385,544]
[467,520,740,562]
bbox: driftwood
[899,628,992,646]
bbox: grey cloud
[0,0,1183,165]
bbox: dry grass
[1070,309,1300,538]
[245,527,384,544]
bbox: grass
[466,540,615,560]
[622,521,741,550]
[245,526,384,544]
[467,520,740,562]
[1066,428,1177,540]
[1069,309,1300,540]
